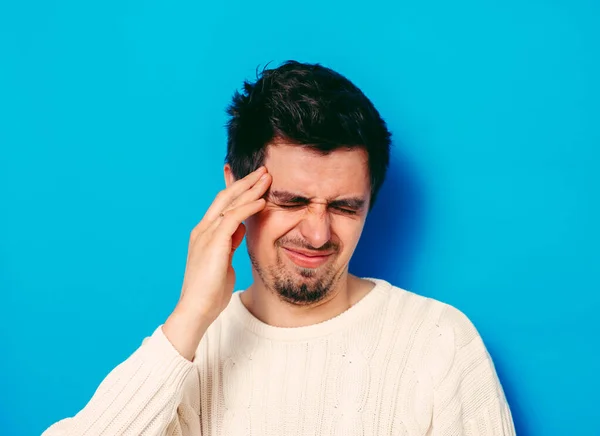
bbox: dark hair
[225,61,391,208]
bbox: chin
[297,267,318,279]
[249,246,349,303]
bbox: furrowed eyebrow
[267,191,310,204]
[329,198,366,210]
[268,190,366,210]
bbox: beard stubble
[248,237,343,305]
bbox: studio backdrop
[1,0,598,435]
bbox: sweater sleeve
[430,305,516,436]
[42,326,201,436]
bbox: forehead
[263,143,370,198]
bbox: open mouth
[282,247,333,269]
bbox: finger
[199,172,269,236]
[214,198,266,240]
[202,167,267,225]
[204,196,258,237]
[223,173,271,214]
[231,223,246,252]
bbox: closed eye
[332,207,357,215]
[268,191,366,215]
[277,204,358,215]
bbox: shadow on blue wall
[350,150,526,435]
[350,150,425,291]
[488,343,528,435]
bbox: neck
[239,271,375,328]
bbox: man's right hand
[163,166,272,360]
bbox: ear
[223,163,236,188]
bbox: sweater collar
[228,278,393,341]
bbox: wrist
[163,305,212,361]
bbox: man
[44,61,515,435]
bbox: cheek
[332,217,366,254]
[245,210,298,252]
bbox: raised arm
[43,167,272,435]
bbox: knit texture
[43,278,515,436]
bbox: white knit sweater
[43,278,515,436]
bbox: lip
[282,247,333,269]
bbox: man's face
[243,143,371,305]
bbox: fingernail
[260,173,268,180]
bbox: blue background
[1,1,598,435]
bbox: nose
[298,204,331,249]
